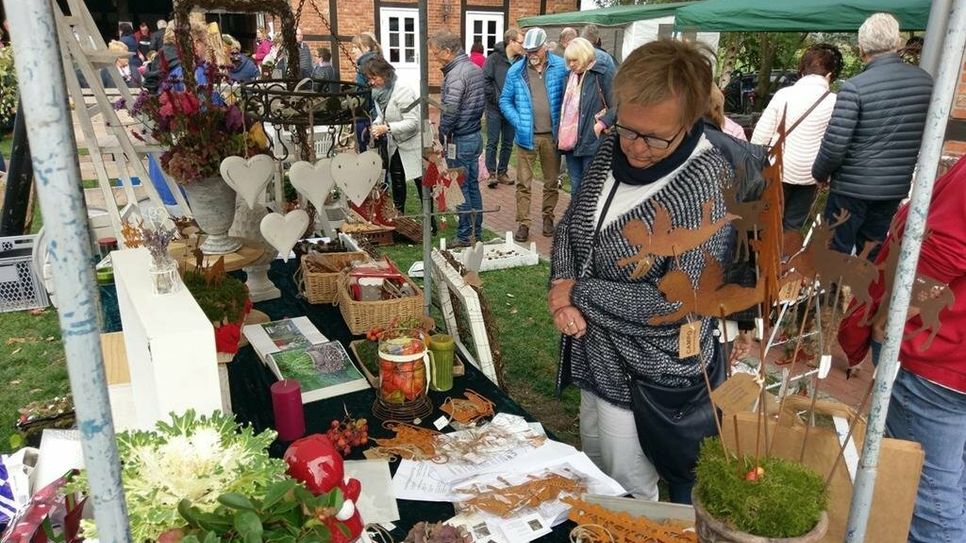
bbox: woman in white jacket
[751,43,843,230]
[363,57,434,229]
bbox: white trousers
[579,389,660,500]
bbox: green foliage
[69,410,288,541]
[175,479,351,542]
[0,46,17,128]
[695,438,827,538]
[183,271,250,324]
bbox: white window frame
[464,11,504,58]
[379,7,420,70]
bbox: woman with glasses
[557,37,615,196]
[549,38,732,504]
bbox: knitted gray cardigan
[551,133,733,407]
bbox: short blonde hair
[107,40,128,55]
[858,13,901,56]
[614,38,713,129]
[564,37,596,71]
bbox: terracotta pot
[692,491,829,543]
[182,176,242,254]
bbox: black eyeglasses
[612,123,683,150]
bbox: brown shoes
[498,172,513,185]
[486,174,499,189]
[514,224,529,242]
[543,216,554,237]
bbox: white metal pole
[845,1,966,541]
[4,1,131,540]
[920,0,953,76]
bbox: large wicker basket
[298,252,370,304]
[336,270,424,335]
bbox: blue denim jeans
[485,109,514,175]
[824,192,901,260]
[885,368,966,543]
[564,153,595,196]
[448,132,483,242]
[871,339,882,367]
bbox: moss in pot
[692,439,829,542]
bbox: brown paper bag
[720,408,923,543]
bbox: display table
[225,259,577,542]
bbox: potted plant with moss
[183,255,252,362]
[692,438,829,543]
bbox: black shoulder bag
[573,178,725,496]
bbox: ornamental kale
[70,410,287,542]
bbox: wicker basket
[336,269,424,335]
[298,252,370,304]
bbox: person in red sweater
[470,41,486,68]
[839,155,966,543]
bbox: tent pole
[3,0,131,540]
[844,1,966,541]
[420,0,432,315]
[920,0,952,76]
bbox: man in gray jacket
[812,13,932,259]
[431,31,486,247]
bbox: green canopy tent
[674,0,931,32]
[518,1,717,61]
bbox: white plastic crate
[0,235,49,313]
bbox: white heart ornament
[220,155,275,209]
[288,159,336,212]
[331,150,383,206]
[259,210,309,263]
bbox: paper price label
[447,143,457,160]
[818,354,832,379]
[433,416,449,431]
[710,373,762,413]
[778,279,802,303]
[679,321,701,358]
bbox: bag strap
[771,90,831,152]
[595,76,608,110]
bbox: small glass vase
[149,256,182,295]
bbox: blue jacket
[355,51,379,116]
[812,54,933,200]
[569,50,616,157]
[499,53,568,150]
[228,55,260,83]
[438,52,486,138]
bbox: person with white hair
[811,12,932,261]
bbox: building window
[379,8,421,92]
[464,11,504,57]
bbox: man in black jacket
[482,28,524,188]
[149,20,167,53]
[812,13,932,260]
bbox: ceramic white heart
[288,159,336,212]
[331,150,383,206]
[220,155,275,209]
[259,210,310,263]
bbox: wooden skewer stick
[799,274,844,463]
[823,377,875,489]
[769,283,817,455]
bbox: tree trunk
[717,34,741,89]
[755,33,776,113]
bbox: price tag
[778,278,801,303]
[679,321,701,358]
[433,416,449,431]
[710,373,762,413]
[818,354,832,379]
[447,143,457,160]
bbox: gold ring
[568,321,575,328]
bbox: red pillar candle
[271,379,305,442]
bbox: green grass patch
[0,308,69,451]
[695,438,828,538]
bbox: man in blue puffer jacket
[500,27,568,242]
[812,13,932,260]
[431,31,487,247]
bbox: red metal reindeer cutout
[722,182,769,263]
[649,251,764,325]
[618,199,736,279]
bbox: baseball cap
[522,28,547,52]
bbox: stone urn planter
[182,176,242,254]
[692,491,829,543]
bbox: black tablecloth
[226,260,574,541]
